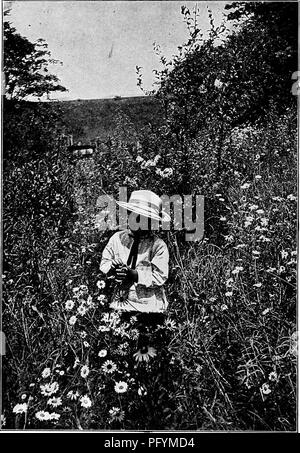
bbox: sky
[4,1,228,100]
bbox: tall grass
[2,104,297,431]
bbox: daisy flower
[13,403,28,414]
[97,295,106,302]
[99,325,110,332]
[268,371,278,382]
[77,304,87,316]
[80,395,92,408]
[80,365,90,379]
[69,316,77,326]
[261,383,271,395]
[65,300,75,310]
[97,280,106,289]
[49,413,60,421]
[35,411,51,421]
[98,349,107,358]
[109,407,125,422]
[67,390,79,400]
[114,381,128,394]
[133,346,157,362]
[21,394,27,400]
[40,382,59,397]
[47,397,62,407]
[137,386,147,396]
[241,183,251,189]
[117,343,129,356]
[102,360,117,374]
[42,368,51,378]
[164,319,176,330]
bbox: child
[99,190,170,345]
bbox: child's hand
[115,266,138,284]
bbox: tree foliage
[3,13,67,100]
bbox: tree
[3,13,67,100]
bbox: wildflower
[65,300,75,310]
[69,316,77,326]
[49,413,60,421]
[72,287,80,293]
[109,407,125,422]
[42,368,51,378]
[102,360,117,374]
[13,403,28,414]
[268,371,278,382]
[232,266,244,275]
[214,79,223,89]
[287,194,296,201]
[253,282,262,288]
[129,328,139,340]
[35,411,51,421]
[249,204,259,211]
[260,218,269,226]
[97,280,106,289]
[261,383,271,395]
[136,155,143,163]
[252,250,261,258]
[83,341,90,348]
[226,278,234,287]
[80,284,88,292]
[77,304,87,316]
[133,346,157,362]
[220,216,227,221]
[241,183,251,189]
[164,318,176,330]
[80,395,92,408]
[99,325,110,332]
[117,343,129,355]
[80,331,87,339]
[97,295,106,302]
[225,292,233,297]
[98,349,108,358]
[114,381,128,394]
[40,382,59,396]
[281,250,288,259]
[67,390,79,400]
[86,295,93,306]
[278,266,286,274]
[47,397,62,407]
[21,394,27,400]
[80,365,90,379]
[138,386,148,396]
[220,304,228,311]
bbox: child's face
[128,212,158,233]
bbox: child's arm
[99,235,120,275]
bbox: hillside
[55,95,164,144]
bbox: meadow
[2,2,297,431]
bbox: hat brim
[116,201,171,222]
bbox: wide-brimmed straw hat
[116,190,171,222]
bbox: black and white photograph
[1,0,298,435]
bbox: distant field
[54,95,164,144]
